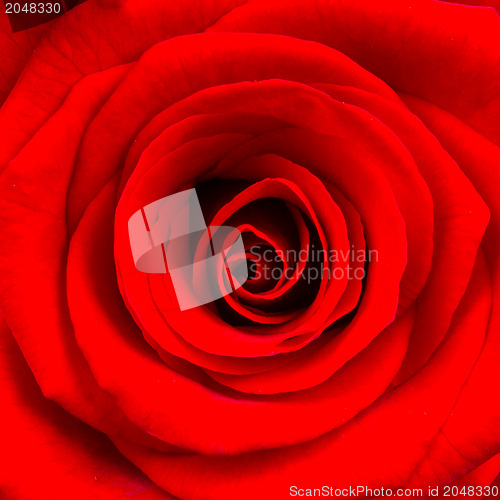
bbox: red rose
[0,0,499,498]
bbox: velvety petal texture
[0,0,498,498]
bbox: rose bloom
[0,0,499,498]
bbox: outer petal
[210,0,500,144]
[0,63,169,450]
[0,11,50,106]
[401,95,500,485]
[0,317,175,500]
[0,0,248,170]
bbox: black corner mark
[3,1,88,33]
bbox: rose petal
[0,317,175,499]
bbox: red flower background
[0,0,499,498]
